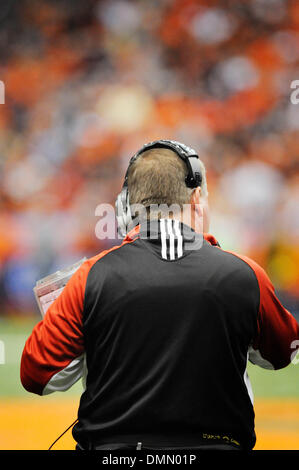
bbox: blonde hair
[127,147,208,214]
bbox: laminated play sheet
[33,258,87,317]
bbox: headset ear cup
[115,186,134,237]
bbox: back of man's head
[127,148,208,215]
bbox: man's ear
[190,187,202,207]
[194,187,210,233]
[189,187,204,233]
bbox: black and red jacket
[21,219,299,450]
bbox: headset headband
[124,139,202,188]
[115,139,202,236]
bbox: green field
[0,317,83,398]
[0,316,298,399]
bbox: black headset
[115,139,202,236]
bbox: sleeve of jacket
[20,235,139,396]
[20,260,91,396]
[241,256,299,370]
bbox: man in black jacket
[21,140,299,451]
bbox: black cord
[48,418,78,450]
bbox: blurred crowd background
[0,0,298,319]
